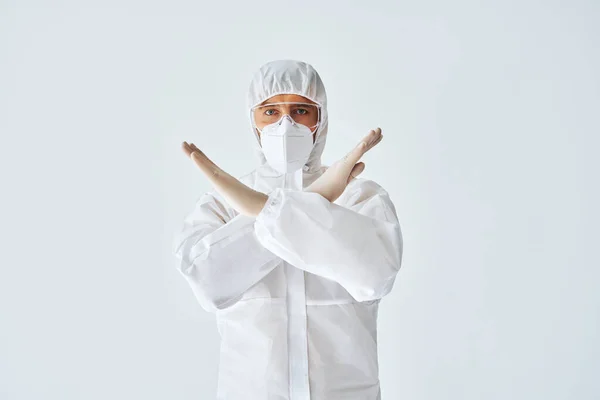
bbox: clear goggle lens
[251,102,320,131]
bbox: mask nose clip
[278,114,295,125]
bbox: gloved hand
[305,128,383,203]
[181,142,269,217]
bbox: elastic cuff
[256,187,284,223]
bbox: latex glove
[306,128,383,203]
[182,142,268,217]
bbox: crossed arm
[173,128,403,311]
[180,128,383,216]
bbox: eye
[294,108,309,115]
[264,108,278,116]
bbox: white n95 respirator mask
[258,115,315,174]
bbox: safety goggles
[250,101,321,130]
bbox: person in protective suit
[173,59,403,400]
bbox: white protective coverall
[173,60,403,400]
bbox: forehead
[259,94,315,105]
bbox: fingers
[182,141,210,165]
[367,131,383,151]
[188,143,206,163]
[181,141,222,179]
[181,141,193,157]
[189,142,200,153]
[182,141,203,159]
[359,128,383,156]
[180,142,267,216]
[364,127,382,151]
[342,128,383,167]
[357,128,383,153]
[181,141,203,156]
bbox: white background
[1,1,598,399]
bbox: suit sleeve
[253,179,403,302]
[173,190,281,312]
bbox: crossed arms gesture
[181,128,383,217]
